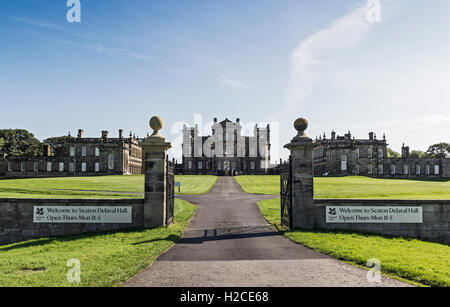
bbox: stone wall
[0,198,144,245]
[314,199,450,244]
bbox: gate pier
[141,116,174,228]
[282,118,315,229]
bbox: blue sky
[0,0,449,161]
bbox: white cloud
[220,76,246,89]
[4,15,67,31]
[288,0,399,108]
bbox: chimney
[214,118,218,123]
[402,143,410,159]
[77,129,84,138]
[369,132,374,140]
[119,129,124,139]
[331,131,336,140]
[236,118,240,123]
[102,130,109,141]
[43,144,51,157]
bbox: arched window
[341,155,347,171]
[108,154,115,170]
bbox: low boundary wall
[0,198,144,245]
[314,199,450,244]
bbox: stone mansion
[313,131,450,178]
[0,122,448,179]
[0,129,143,178]
[180,118,271,175]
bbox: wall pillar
[141,116,171,228]
[284,118,315,229]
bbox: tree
[410,150,427,159]
[426,143,450,158]
[387,147,401,158]
[0,129,42,157]
[0,138,4,152]
[43,136,73,157]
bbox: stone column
[284,118,315,229]
[141,116,171,228]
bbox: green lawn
[257,198,450,287]
[235,175,450,199]
[0,199,196,287]
[0,175,217,199]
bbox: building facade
[313,131,450,178]
[0,129,143,178]
[181,118,271,175]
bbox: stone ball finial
[150,116,164,138]
[294,118,308,139]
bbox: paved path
[125,177,411,287]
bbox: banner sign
[33,206,132,224]
[326,206,423,224]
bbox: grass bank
[235,175,450,199]
[0,199,196,287]
[257,198,450,287]
[0,175,217,199]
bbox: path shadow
[177,226,280,244]
[133,235,181,245]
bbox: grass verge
[257,198,450,287]
[0,199,196,287]
[0,175,217,199]
[235,175,450,199]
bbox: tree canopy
[409,150,427,159]
[426,143,450,158]
[0,129,42,157]
[43,136,74,157]
[387,147,401,158]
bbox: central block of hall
[284,118,315,229]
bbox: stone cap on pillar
[285,118,313,149]
[141,116,171,150]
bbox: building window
[434,165,440,175]
[391,164,396,175]
[355,164,360,174]
[69,162,74,172]
[355,148,360,158]
[108,154,115,170]
[59,162,64,172]
[34,162,39,172]
[197,147,203,157]
[368,164,373,174]
[47,162,52,172]
[198,161,203,170]
[341,155,347,171]
[368,147,373,158]
[260,160,266,169]
[403,165,409,175]
[82,162,87,172]
[95,147,100,157]
[426,165,430,175]
[21,162,26,172]
[243,161,247,170]
[416,165,421,175]
[378,164,383,175]
[188,161,193,170]
[217,161,222,171]
[8,162,12,172]
[82,146,87,157]
[249,147,256,157]
[378,147,383,158]
[250,161,255,170]
[70,146,75,157]
[95,162,100,172]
